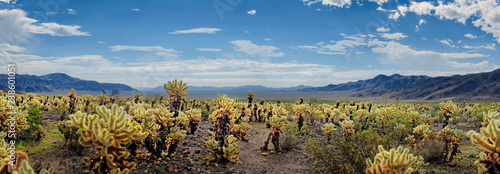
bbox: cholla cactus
[69,104,148,173]
[184,109,202,134]
[309,109,323,125]
[366,145,424,174]
[0,96,29,133]
[437,127,464,163]
[339,120,355,137]
[293,104,308,131]
[206,94,241,163]
[11,159,55,174]
[321,123,337,142]
[261,105,287,152]
[322,123,336,143]
[164,79,188,112]
[68,88,77,114]
[481,111,500,127]
[467,119,500,173]
[231,116,252,141]
[413,124,435,141]
[439,101,457,128]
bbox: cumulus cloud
[110,45,180,58]
[230,40,284,58]
[464,33,478,39]
[132,8,140,12]
[247,9,256,15]
[376,27,390,32]
[169,28,222,34]
[392,0,500,43]
[0,9,89,43]
[379,33,408,40]
[369,39,489,70]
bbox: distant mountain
[355,69,500,101]
[302,74,446,92]
[142,85,313,93]
[0,73,139,93]
[305,69,500,101]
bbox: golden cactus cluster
[366,145,424,174]
[68,104,148,173]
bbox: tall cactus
[206,94,241,163]
[261,104,287,152]
[164,79,188,112]
[467,118,500,173]
[68,104,148,173]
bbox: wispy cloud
[230,40,284,58]
[109,45,180,58]
[196,48,221,52]
[169,28,222,34]
[132,8,140,12]
[439,39,456,48]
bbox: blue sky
[0,0,499,87]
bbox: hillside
[0,73,139,93]
[306,69,500,101]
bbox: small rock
[195,150,201,154]
[447,162,457,167]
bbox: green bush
[19,105,45,142]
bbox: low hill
[0,73,139,93]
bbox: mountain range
[1,69,499,101]
[303,69,500,101]
[0,73,138,93]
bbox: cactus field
[1,80,500,173]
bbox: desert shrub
[19,105,45,142]
[306,129,389,173]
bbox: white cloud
[448,60,493,69]
[110,45,180,58]
[0,0,14,3]
[464,33,478,39]
[196,48,221,52]
[0,43,25,52]
[463,43,496,50]
[0,9,89,43]
[368,39,489,70]
[394,0,500,43]
[97,41,105,44]
[168,28,222,34]
[297,35,366,55]
[67,9,77,15]
[368,0,388,5]
[439,39,456,47]
[132,8,140,12]
[27,22,90,36]
[376,27,390,32]
[303,0,352,8]
[264,38,272,41]
[418,19,427,25]
[379,33,408,40]
[247,9,256,15]
[230,40,284,58]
